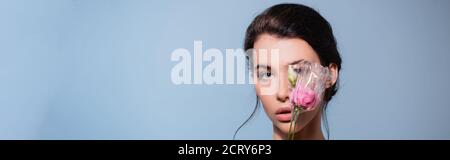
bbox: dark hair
[234,3,342,140]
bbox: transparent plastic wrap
[287,60,332,139]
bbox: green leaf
[288,66,297,87]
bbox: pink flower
[290,86,317,110]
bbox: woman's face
[252,34,326,137]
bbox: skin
[252,34,339,140]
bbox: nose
[276,71,290,102]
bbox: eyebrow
[256,64,271,70]
[289,59,305,65]
[255,59,305,70]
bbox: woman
[235,3,342,140]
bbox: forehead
[252,34,320,66]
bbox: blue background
[1,0,450,139]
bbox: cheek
[254,80,276,96]
[254,83,262,96]
[300,106,320,121]
[258,95,277,115]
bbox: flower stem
[288,106,300,140]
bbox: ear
[326,63,339,88]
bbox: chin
[274,120,305,135]
[272,110,318,135]
[275,122,292,134]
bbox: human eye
[257,70,273,81]
[293,68,302,74]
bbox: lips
[275,107,292,122]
